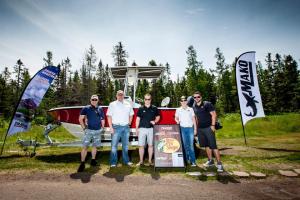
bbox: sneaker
[110,164,116,168]
[127,162,133,166]
[191,163,197,167]
[77,162,85,172]
[217,164,224,172]
[90,159,97,166]
[203,160,214,167]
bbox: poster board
[154,124,185,168]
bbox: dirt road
[0,172,299,200]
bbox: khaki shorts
[138,128,153,146]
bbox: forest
[0,42,299,122]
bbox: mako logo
[238,60,258,117]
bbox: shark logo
[242,93,258,116]
[238,60,260,117]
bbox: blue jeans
[180,126,196,163]
[110,125,130,165]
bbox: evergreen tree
[185,45,200,94]
[282,55,299,111]
[85,45,97,99]
[13,59,24,98]
[112,42,128,66]
[43,51,53,67]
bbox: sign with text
[236,51,265,125]
[154,124,185,167]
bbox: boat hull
[48,106,177,142]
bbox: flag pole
[240,116,247,146]
[0,131,9,156]
[235,54,249,146]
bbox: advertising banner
[236,52,265,125]
[7,66,60,136]
[154,124,185,167]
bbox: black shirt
[137,105,160,128]
[193,101,215,128]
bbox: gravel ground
[0,172,299,200]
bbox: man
[192,91,224,172]
[135,94,160,166]
[77,94,105,172]
[175,96,197,167]
[107,90,134,167]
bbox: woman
[175,96,197,167]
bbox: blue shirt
[80,105,105,130]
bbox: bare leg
[91,146,97,159]
[148,145,153,163]
[206,147,213,160]
[213,149,221,163]
[139,146,144,163]
[81,147,88,162]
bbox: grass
[0,113,300,179]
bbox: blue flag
[7,66,60,136]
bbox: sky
[0,0,300,80]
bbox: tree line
[0,42,299,121]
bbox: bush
[33,117,46,125]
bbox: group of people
[77,90,224,173]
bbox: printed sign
[236,52,265,125]
[154,124,185,167]
[7,66,60,136]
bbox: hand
[211,126,216,133]
[194,130,197,136]
[150,121,155,125]
[110,127,114,135]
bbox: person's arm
[210,111,217,132]
[107,116,114,134]
[79,115,86,131]
[129,115,133,125]
[191,109,197,135]
[129,107,134,125]
[101,119,105,128]
[192,116,197,135]
[175,109,180,124]
[107,104,114,134]
[135,117,140,136]
[154,115,160,124]
[151,108,160,125]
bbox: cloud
[185,8,205,15]
[6,0,89,59]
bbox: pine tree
[85,45,97,99]
[282,55,299,111]
[43,51,53,67]
[185,45,199,94]
[111,42,128,66]
[13,59,24,98]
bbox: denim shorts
[82,129,102,147]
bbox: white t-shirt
[107,100,134,125]
[175,106,195,127]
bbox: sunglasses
[193,96,201,99]
[180,99,187,102]
[144,98,151,101]
[91,99,98,101]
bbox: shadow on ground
[70,165,100,183]
[103,166,134,182]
